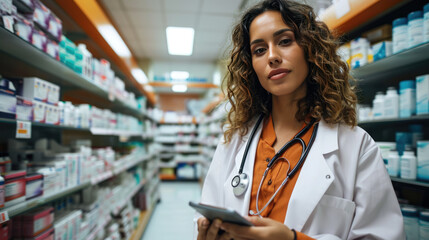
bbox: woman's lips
[268,69,291,80]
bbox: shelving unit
[156,121,203,181]
[0,1,159,239]
[325,0,429,209]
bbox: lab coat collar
[284,120,337,231]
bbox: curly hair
[223,0,357,143]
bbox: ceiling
[100,0,331,64]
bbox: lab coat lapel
[284,121,337,231]
[225,119,263,216]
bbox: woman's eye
[253,48,265,55]
[279,39,292,45]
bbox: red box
[3,170,26,207]
[20,207,54,238]
[23,228,54,240]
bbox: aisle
[142,181,201,240]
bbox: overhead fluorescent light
[166,27,194,56]
[170,71,189,80]
[172,84,188,93]
[98,24,131,57]
[132,68,148,84]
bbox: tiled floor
[141,181,201,240]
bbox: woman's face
[249,10,309,100]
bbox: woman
[195,0,405,239]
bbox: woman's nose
[268,47,281,65]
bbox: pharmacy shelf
[129,198,158,240]
[390,177,429,188]
[87,214,112,240]
[358,115,429,126]
[90,128,143,137]
[0,118,154,140]
[4,181,91,218]
[351,42,429,82]
[112,153,155,175]
[0,27,147,119]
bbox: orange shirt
[248,115,315,240]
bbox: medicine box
[417,141,429,181]
[25,174,43,200]
[16,95,33,121]
[33,100,47,123]
[23,77,48,102]
[0,78,17,119]
[20,206,54,238]
[4,170,26,207]
[416,74,429,115]
[362,24,392,44]
[45,104,59,125]
[372,41,392,61]
[46,82,59,105]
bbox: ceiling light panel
[166,27,195,56]
[98,25,132,57]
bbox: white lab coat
[195,118,405,240]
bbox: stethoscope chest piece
[232,173,249,197]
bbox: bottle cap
[393,17,407,27]
[424,3,429,14]
[401,207,418,217]
[420,211,429,221]
[399,80,415,90]
[408,11,423,21]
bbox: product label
[393,25,408,53]
[408,19,424,47]
[16,121,31,139]
[45,106,59,125]
[26,180,43,199]
[33,102,46,122]
[0,92,16,114]
[33,212,53,235]
[0,186,4,207]
[5,180,25,201]
[35,81,48,101]
[424,13,429,42]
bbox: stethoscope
[231,114,319,217]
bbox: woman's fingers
[206,219,222,240]
[197,217,210,240]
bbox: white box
[33,100,47,122]
[372,41,392,61]
[416,74,429,115]
[47,82,60,105]
[23,77,48,102]
[45,104,60,125]
[417,141,429,181]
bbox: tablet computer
[189,201,253,226]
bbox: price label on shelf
[0,211,9,223]
[2,16,14,33]
[16,121,31,139]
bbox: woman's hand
[197,217,233,240]
[219,216,295,240]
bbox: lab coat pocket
[305,195,356,239]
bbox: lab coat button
[326,175,331,179]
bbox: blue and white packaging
[424,3,429,42]
[33,100,47,123]
[399,80,416,118]
[408,11,424,48]
[417,141,429,181]
[416,74,429,115]
[393,17,408,54]
[372,41,392,61]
